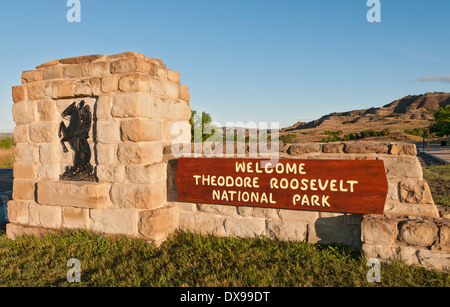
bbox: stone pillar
[8,52,191,244]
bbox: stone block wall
[165,142,449,270]
[7,52,449,271]
[8,52,191,244]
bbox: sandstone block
[119,73,151,92]
[266,220,307,242]
[88,61,110,77]
[96,165,125,183]
[36,59,60,69]
[22,70,43,84]
[277,209,319,223]
[322,143,344,153]
[362,244,397,261]
[121,119,162,142]
[399,180,434,204]
[397,246,420,266]
[155,67,168,79]
[7,200,29,225]
[111,92,151,118]
[384,202,439,218]
[169,102,192,121]
[90,208,139,236]
[224,217,266,238]
[38,205,62,229]
[50,80,74,99]
[63,63,89,79]
[27,81,46,100]
[165,80,180,99]
[60,54,103,65]
[74,83,92,97]
[382,156,423,179]
[179,212,226,236]
[13,162,38,180]
[12,101,37,125]
[43,66,63,80]
[287,143,322,155]
[96,120,121,144]
[15,143,39,163]
[343,143,389,154]
[110,57,150,75]
[236,207,279,219]
[13,179,35,201]
[163,120,191,143]
[389,143,417,156]
[117,142,162,165]
[39,143,65,164]
[13,125,29,144]
[89,77,101,95]
[150,77,166,96]
[62,207,91,230]
[12,85,27,103]
[37,181,112,209]
[417,250,450,271]
[39,164,63,180]
[6,223,61,240]
[110,183,165,210]
[29,122,59,143]
[399,221,438,247]
[37,99,57,121]
[167,70,180,83]
[96,143,117,165]
[361,217,397,245]
[96,95,113,120]
[198,204,237,216]
[139,206,179,241]
[179,84,190,102]
[440,224,450,251]
[125,163,165,184]
[101,75,119,93]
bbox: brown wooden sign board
[176,158,388,215]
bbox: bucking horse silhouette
[59,100,96,182]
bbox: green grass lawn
[423,165,450,207]
[0,230,448,287]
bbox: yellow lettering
[270,178,279,189]
[299,163,306,175]
[286,163,297,175]
[260,193,268,203]
[212,190,220,200]
[236,162,246,173]
[253,177,260,188]
[265,163,273,174]
[311,195,320,206]
[301,179,309,191]
[339,180,348,192]
[348,180,358,193]
[330,180,338,191]
[310,179,317,191]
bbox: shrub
[0,137,15,149]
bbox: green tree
[190,110,216,142]
[430,105,450,137]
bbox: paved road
[0,168,13,193]
[414,142,450,165]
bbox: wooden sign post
[176,158,388,215]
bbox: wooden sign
[176,158,388,215]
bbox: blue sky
[0,0,450,131]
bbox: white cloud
[414,75,450,84]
